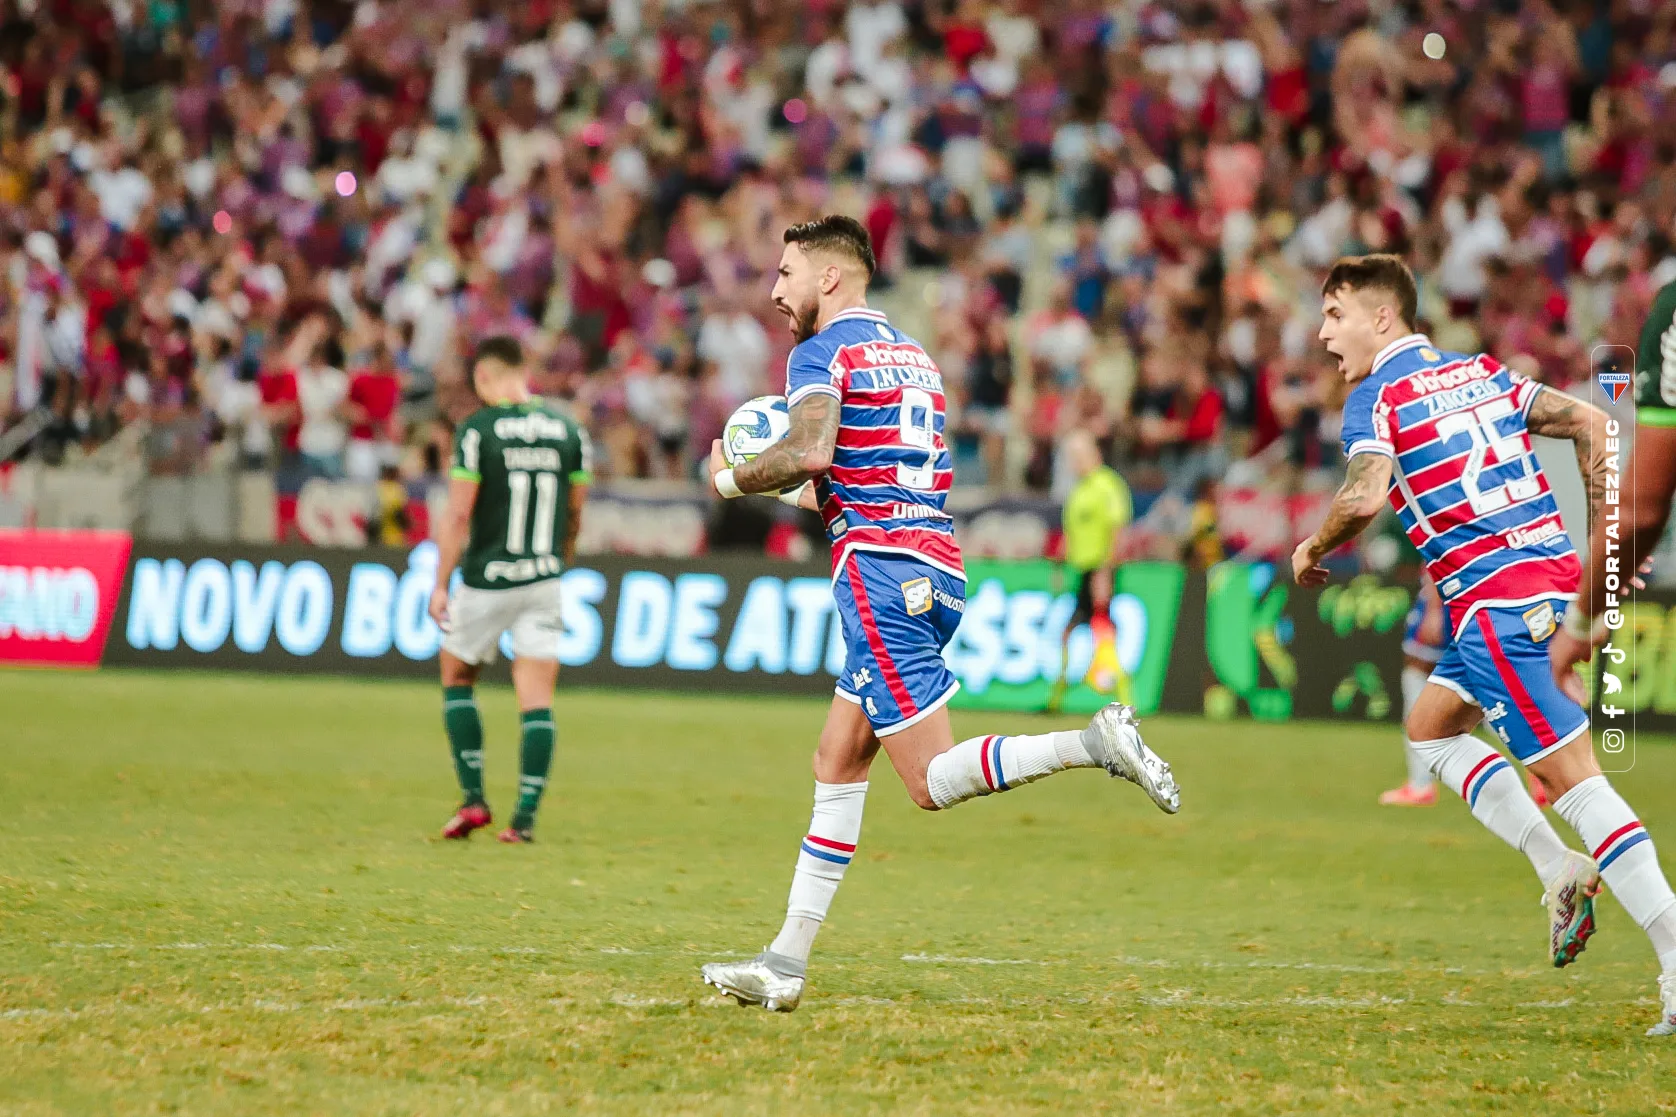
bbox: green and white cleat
[1649,973,1676,1036]
[1083,703,1180,814]
[701,950,806,1013]
[1544,850,1602,968]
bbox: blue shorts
[1429,598,1589,763]
[832,550,964,736]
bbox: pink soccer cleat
[1378,782,1438,806]
[442,803,492,840]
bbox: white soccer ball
[722,395,791,468]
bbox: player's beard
[786,299,820,344]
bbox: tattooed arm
[1291,451,1394,585]
[1526,385,1612,510]
[709,393,841,496]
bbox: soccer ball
[722,395,791,467]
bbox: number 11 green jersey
[450,401,592,589]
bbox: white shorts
[440,580,565,665]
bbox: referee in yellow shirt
[1049,431,1134,712]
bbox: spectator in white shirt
[295,337,350,480]
[696,293,771,408]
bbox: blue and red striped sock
[1554,775,1676,972]
[925,731,1095,809]
[1409,733,1568,884]
[769,781,868,964]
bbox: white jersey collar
[1371,333,1431,375]
[825,307,889,331]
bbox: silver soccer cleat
[1082,703,1180,814]
[700,950,806,1012]
[1649,972,1676,1036]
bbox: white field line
[33,940,1623,989]
[3,990,1653,1021]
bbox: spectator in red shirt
[344,338,406,484]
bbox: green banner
[946,559,1186,716]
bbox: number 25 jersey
[1339,333,1580,635]
[784,307,964,581]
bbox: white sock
[925,731,1095,809]
[1553,775,1676,973]
[1409,734,1570,885]
[768,780,867,964]
[1399,668,1434,789]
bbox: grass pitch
[2,670,1674,1115]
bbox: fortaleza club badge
[1598,366,1631,403]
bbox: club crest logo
[1598,367,1631,403]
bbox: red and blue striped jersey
[1340,334,1580,634]
[785,306,964,580]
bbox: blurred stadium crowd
[0,0,1673,551]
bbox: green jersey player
[427,336,592,843]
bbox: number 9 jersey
[784,307,964,582]
[1340,334,1581,636]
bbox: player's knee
[902,772,939,812]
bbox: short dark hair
[784,215,876,280]
[473,335,524,369]
[1322,254,1417,329]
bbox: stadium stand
[0,0,1672,561]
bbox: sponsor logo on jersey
[1505,517,1563,549]
[1598,367,1631,403]
[902,577,933,615]
[1407,363,1485,395]
[1420,347,1441,362]
[493,413,571,443]
[485,555,563,583]
[933,587,965,613]
[1522,601,1557,642]
[1441,578,1462,596]
[892,502,948,521]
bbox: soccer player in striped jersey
[1297,254,1676,1034]
[697,216,1180,1012]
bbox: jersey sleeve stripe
[789,383,842,406]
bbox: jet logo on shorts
[902,577,933,616]
[851,667,873,690]
[1522,601,1557,642]
[1484,700,1508,722]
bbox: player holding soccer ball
[427,337,591,844]
[699,216,1180,1012]
[1297,255,1676,1034]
